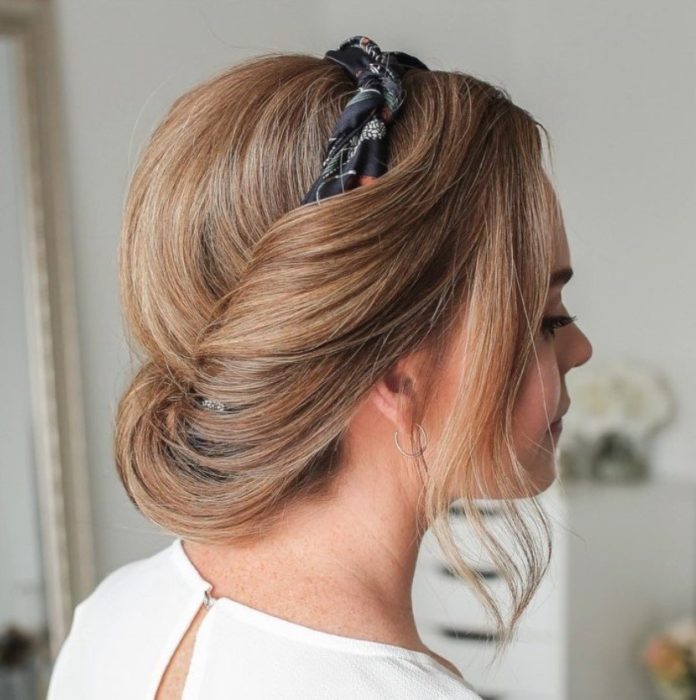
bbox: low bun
[115,347,352,542]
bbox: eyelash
[541,314,578,339]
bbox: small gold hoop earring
[394,423,428,457]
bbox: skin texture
[158,210,593,697]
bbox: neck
[182,452,426,650]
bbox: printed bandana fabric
[301,35,429,205]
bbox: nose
[570,324,593,369]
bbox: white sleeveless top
[47,537,483,699]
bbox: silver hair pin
[199,397,227,412]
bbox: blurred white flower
[665,616,696,652]
[563,357,676,443]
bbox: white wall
[0,36,45,632]
[52,0,696,578]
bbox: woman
[48,35,592,699]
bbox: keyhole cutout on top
[151,588,464,696]
[154,597,214,700]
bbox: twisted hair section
[115,50,556,660]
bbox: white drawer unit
[414,554,562,643]
[420,631,562,699]
[412,479,696,700]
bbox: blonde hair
[115,50,557,664]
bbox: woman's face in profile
[377,187,593,501]
[511,217,594,495]
[424,204,593,502]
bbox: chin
[473,460,558,500]
[458,437,560,500]
[517,441,559,497]
[528,463,558,496]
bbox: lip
[551,402,570,426]
[549,418,563,436]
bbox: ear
[369,356,419,430]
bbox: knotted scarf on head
[301,35,430,205]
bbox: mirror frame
[0,0,95,660]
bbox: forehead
[543,176,570,269]
[552,217,570,269]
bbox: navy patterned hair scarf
[301,35,430,205]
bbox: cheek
[512,343,561,443]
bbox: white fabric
[47,537,483,699]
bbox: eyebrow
[550,266,574,287]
